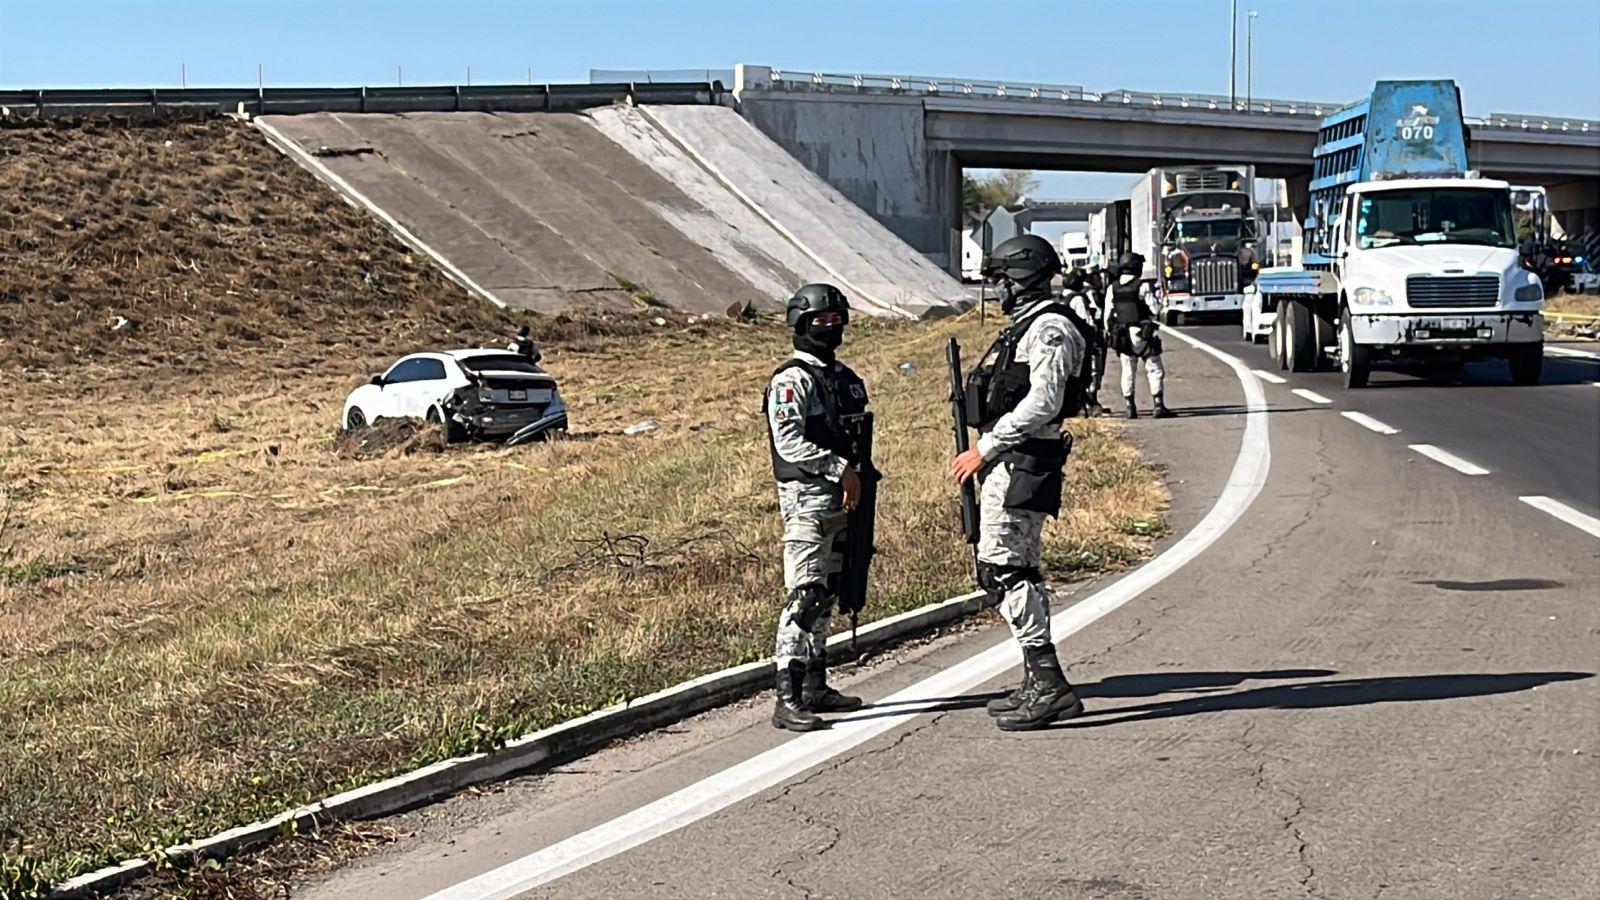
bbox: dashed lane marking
[1341,411,1400,435]
[1292,388,1333,404]
[1251,369,1287,384]
[1519,496,1600,540]
[1408,443,1490,476]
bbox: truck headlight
[1514,272,1543,303]
[1353,287,1394,307]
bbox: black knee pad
[976,562,1044,606]
[787,583,832,631]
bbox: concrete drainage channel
[52,590,989,897]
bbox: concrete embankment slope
[642,105,970,318]
[258,106,968,318]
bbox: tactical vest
[966,303,1089,430]
[1110,279,1147,327]
[766,357,871,482]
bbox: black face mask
[794,321,844,359]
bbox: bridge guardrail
[0,81,726,117]
[754,67,1599,134]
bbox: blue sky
[5,0,1595,230]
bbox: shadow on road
[1417,578,1566,592]
[1162,404,1320,419]
[836,670,1339,724]
[1075,668,1337,699]
[1360,357,1599,389]
[1059,671,1593,729]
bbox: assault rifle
[946,339,980,550]
[836,412,878,649]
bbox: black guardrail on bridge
[0,81,725,117]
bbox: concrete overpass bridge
[731,65,1600,271]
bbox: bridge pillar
[736,73,953,269]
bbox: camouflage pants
[774,480,847,671]
[1118,351,1166,400]
[977,459,1053,650]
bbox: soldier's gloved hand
[841,466,862,511]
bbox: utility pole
[181,63,187,88]
[466,66,472,87]
[397,65,403,87]
[257,63,264,90]
[1229,0,1238,108]
[1247,10,1258,110]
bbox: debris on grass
[332,419,445,459]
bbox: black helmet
[982,234,1061,293]
[1062,267,1088,293]
[1116,252,1145,276]
[785,283,850,329]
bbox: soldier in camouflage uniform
[764,284,871,732]
[952,235,1090,731]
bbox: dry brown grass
[0,312,1166,886]
[0,114,1167,890]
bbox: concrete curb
[51,589,987,897]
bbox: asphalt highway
[1190,322,1600,530]
[297,327,1600,900]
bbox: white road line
[1545,346,1600,361]
[1519,496,1600,540]
[1251,368,1286,384]
[1341,411,1399,435]
[1407,444,1490,476]
[424,329,1273,900]
[1292,388,1332,405]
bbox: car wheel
[429,406,468,444]
[345,407,367,430]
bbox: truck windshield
[1356,188,1516,249]
[1174,220,1243,250]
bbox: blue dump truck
[1257,80,1545,387]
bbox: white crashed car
[342,348,567,444]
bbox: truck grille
[1193,258,1239,295]
[1405,276,1499,308]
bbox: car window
[384,358,424,383]
[384,357,447,383]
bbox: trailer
[1131,165,1259,323]
[1087,199,1131,271]
[1257,80,1544,388]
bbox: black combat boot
[803,656,863,712]
[1125,395,1139,419]
[985,665,1036,716]
[1153,392,1175,419]
[996,646,1085,732]
[772,661,827,732]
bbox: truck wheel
[1272,302,1289,370]
[1340,309,1370,389]
[1508,342,1544,386]
[1165,309,1184,326]
[1286,300,1316,372]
